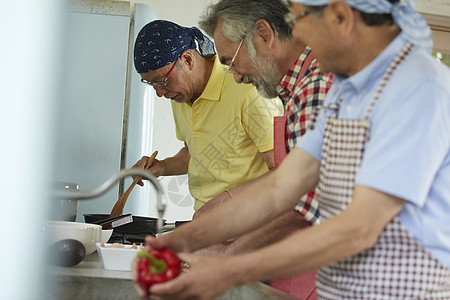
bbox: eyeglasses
[224,39,244,74]
[284,11,309,26]
[141,58,179,87]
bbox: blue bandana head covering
[290,0,433,53]
[134,20,216,73]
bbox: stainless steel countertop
[45,252,297,300]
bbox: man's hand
[132,155,166,185]
[132,234,234,300]
[132,235,184,298]
[148,252,237,300]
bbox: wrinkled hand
[148,252,235,300]
[132,236,235,300]
[132,235,186,298]
[132,156,165,186]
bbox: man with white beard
[194,0,334,298]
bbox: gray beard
[242,56,281,99]
[242,75,279,98]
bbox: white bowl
[44,221,102,255]
[96,243,144,271]
[101,229,113,243]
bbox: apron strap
[274,116,288,168]
[298,52,315,79]
[274,51,317,166]
[364,42,414,120]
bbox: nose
[153,85,168,98]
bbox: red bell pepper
[137,248,181,289]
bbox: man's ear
[325,1,355,37]
[180,50,195,71]
[254,19,276,48]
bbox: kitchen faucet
[50,169,167,233]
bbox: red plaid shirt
[276,46,334,224]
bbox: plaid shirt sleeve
[280,51,334,224]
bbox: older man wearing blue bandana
[132,4,450,300]
[132,20,281,212]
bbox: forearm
[193,170,274,220]
[167,173,283,252]
[165,148,319,253]
[224,188,407,285]
[201,210,309,255]
[162,146,190,176]
[223,217,350,286]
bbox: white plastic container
[96,243,144,271]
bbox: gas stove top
[106,232,153,244]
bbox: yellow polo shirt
[171,56,281,210]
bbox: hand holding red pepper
[137,248,182,289]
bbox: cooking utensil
[84,214,189,242]
[92,213,133,230]
[84,214,164,236]
[110,151,158,218]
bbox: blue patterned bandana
[134,20,216,73]
[290,0,433,53]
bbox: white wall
[136,0,217,27]
[417,0,450,54]
[132,0,450,30]
[417,0,450,16]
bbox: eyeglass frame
[141,57,179,87]
[284,11,309,26]
[224,39,244,74]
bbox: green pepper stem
[139,251,167,274]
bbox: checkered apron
[274,52,321,224]
[315,42,450,299]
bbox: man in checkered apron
[197,1,333,298]
[132,1,450,299]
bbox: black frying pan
[83,214,164,236]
